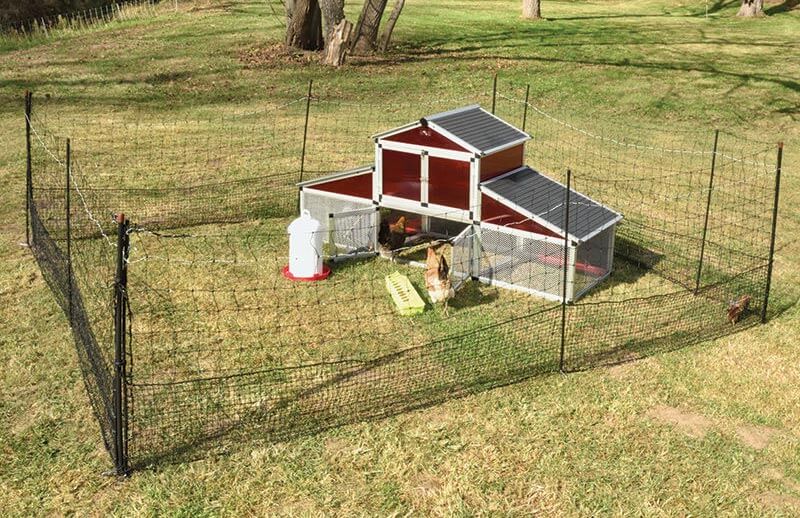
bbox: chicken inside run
[126,106,682,376]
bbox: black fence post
[695,129,719,294]
[521,84,530,133]
[297,79,313,214]
[65,138,72,323]
[25,91,32,246]
[113,213,130,475]
[559,169,571,373]
[491,73,498,115]
[761,142,783,324]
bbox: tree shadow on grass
[765,0,800,15]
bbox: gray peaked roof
[424,105,530,154]
[481,166,623,243]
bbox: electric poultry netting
[27,82,780,468]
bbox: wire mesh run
[24,80,783,472]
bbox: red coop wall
[428,156,470,210]
[382,149,421,201]
[480,145,524,182]
[383,126,467,152]
[481,194,561,238]
[306,171,373,199]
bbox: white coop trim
[379,139,473,162]
[379,194,473,224]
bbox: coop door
[381,149,421,202]
[450,225,474,291]
[326,207,379,259]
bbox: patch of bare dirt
[756,491,800,511]
[412,472,444,495]
[647,405,714,438]
[762,467,800,492]
[736,424,780,450]
[605,352,642,379]
[239,44,320,69]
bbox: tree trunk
[351,0,389,54]
[378,0,404,52]
[737,0,764,16]
[319,0,345,45]
[283,0,295,29]
[323,18,353,66]
[522,0,541,19]
[286,0,324,50]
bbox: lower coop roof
[299,164,622,244]
[480,166,623,244]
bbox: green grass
[2,0,800,515]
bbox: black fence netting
[25,79,782,472]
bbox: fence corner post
[559,169,572,373]
[761,142,783,324]
[25,90,33,247]
[297,79,313,214]
[113,213,130,475]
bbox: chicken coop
[298,105,622,302]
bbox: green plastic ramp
[385,272,426,316]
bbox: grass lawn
[1,0,799,515]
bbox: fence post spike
[491,73,498,114]
[113,214,130,475]
[559,169,572,373]
[761,142,783,324]
[297,79,313,214]
[695,129,719,294]
[66,138,72,323]
[25,91,33,246]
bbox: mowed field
[1,0,799,515]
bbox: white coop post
[566,244,577,302]
[286,210,324,279]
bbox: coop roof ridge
[373,104,530,155]
[425,104,482,122]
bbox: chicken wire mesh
[300,189,376,257]
[24,79,783,472]
[478,226,566,301]
[574,226,615,299]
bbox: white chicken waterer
[283,210,330,281]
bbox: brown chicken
[727,294,751,324]
[378,215,407,259]
[425,245,455,312]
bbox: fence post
[113,213,130,475]
[521,84,530,133]
[491,73,498,115]
[65,138,72,323]
[297,79,313,213]
[25,91,32,246]
[559,169,571,373]
[761,142,783,324]
[694,129,719,294]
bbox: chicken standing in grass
[727,294,751,324]
[378,215,407,260]
[425,245,455,313]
